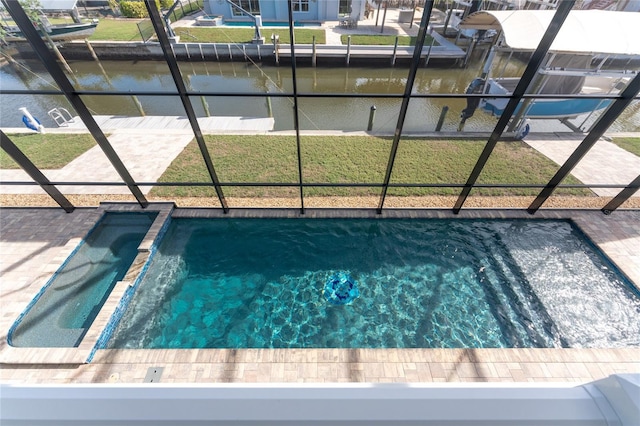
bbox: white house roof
[459,10,640,55]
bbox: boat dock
[276,23,465,64]
[64,115,275,133]
[170,8,466,65]
[276,42,465,65]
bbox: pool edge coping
[0,202,175,365]
[1,206,638,368]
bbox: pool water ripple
[108,219,640,349]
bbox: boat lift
[456,9,640,133]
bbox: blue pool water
[108,219,640,349]
[9,212,156,347]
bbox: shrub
[119,0,163,18]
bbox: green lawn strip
[151,134,299,198]
[0,133,96,169]
[387,139,588,196]
[340,34,437,46]
[170,27,325,44]
[89,19,144,41]
[611,137,640,157]
[152,136,591,198]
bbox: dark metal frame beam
[144,0,229,212]
[527,72,640,214]
[2,181,629,191]
[601,174,640,214]
[377,0,435,214]
[0,131,74,212]
[287,0,306,214]
[3,89,632,102]
[452,0,574,214]
[2,0,148,208]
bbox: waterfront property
[205,0,367,23]
[1,206,639,426]
[1,0,640,423]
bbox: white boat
[1,0,98,42]
[458,10,640,131]
[480,69,630,119]
[1,20,98,41]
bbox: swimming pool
[107,218,640,349]
[9,212,156,347]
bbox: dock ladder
[48,107,75,127]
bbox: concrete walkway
[0,129,194,195]
[523,134,640,197]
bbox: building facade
[204,0,366,22]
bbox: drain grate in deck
[144,367,164,383]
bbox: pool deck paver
[1,205,639,384]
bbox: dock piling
[367,105,377,131]
[424,30,436,67]
[85,39,145,116]
[391,37,398,66]
[312,35,317,67]
[201,96,211,117]
[463,36,478,67]
[435,106,449,131]
[266,96,273,118]
[43,28,74,77]
[346,36,351,66]
[272,34,280,66]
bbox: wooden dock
[64,115,275,133]
[277,44,466,63]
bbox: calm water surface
[3,56,639,132]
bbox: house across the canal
[204,0,366,24]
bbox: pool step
[477,236,563,348]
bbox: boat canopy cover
[39,0,77,12]
[459,10,640,55]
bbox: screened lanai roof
[459,10,640,55]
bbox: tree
[0,0,44,42]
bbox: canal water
[2,55,639,133]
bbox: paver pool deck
[1,205,638,384]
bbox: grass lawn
[176,27,325,44]
[612,137,640,157]
[89,19,144,41]
[151,136,591,198]
[0,133,96,169]
[340,34,438,46]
